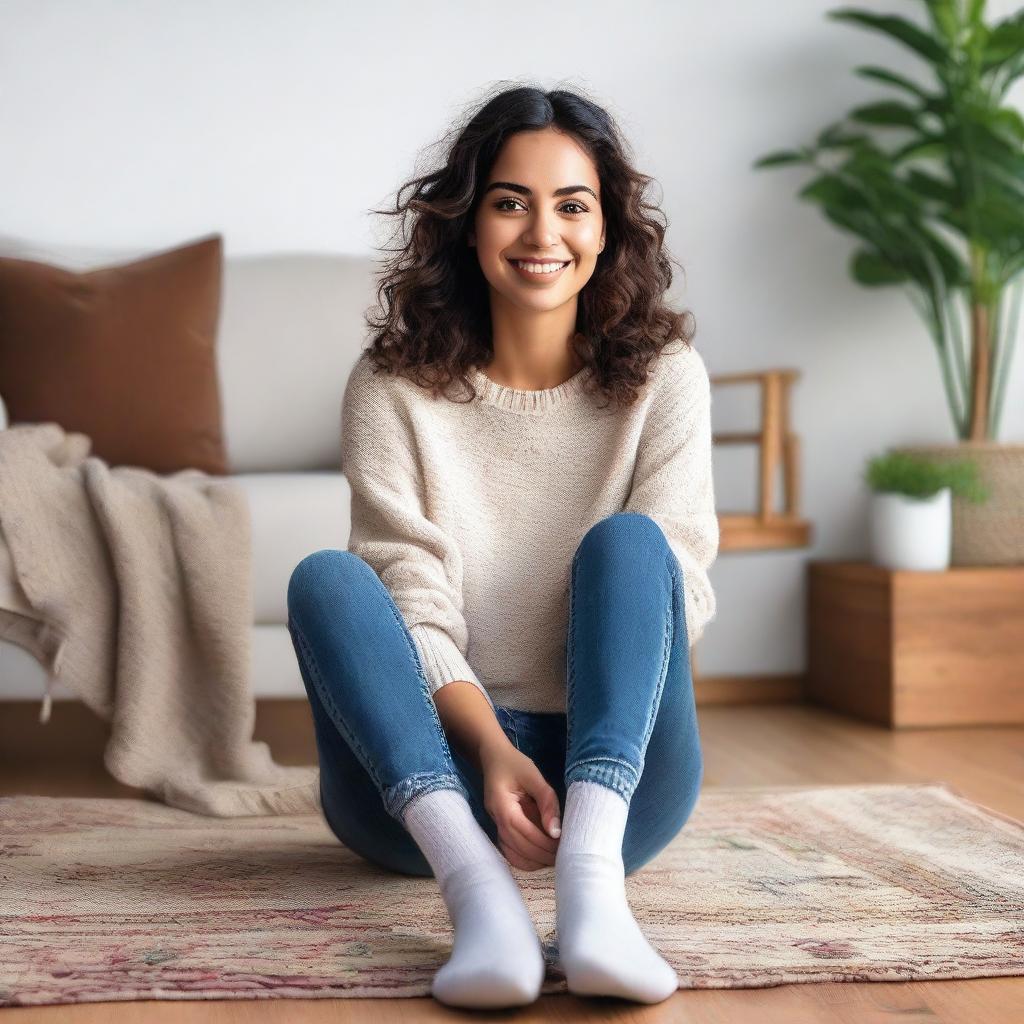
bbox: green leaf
[980,13,1024,74]
[988,51,1024,98]
[842,153,925,218]
[854,64,930,99]
[968,118,1024,185]
[849,100,924,128]
[976,155,1024,202]
[905,168,960,204]
[971,193,1024,248]
[921,94,953,118]
[828,9,948,66]
[752,149,808,168]
[938,209,969,235]
[798,173,860,206]
[891,137,948,162]
[816,122,870,148]
[985,107,1024,146]
[921,0,960,47]
[910,223,969,287]
[851,247,911,284]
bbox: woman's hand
[479,737,562,871]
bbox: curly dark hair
[363,82,696,410]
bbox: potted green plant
[754,0,1024,565]
[864,450,989,568]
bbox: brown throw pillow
[0,233,228,475]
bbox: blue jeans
[286,512,704,878]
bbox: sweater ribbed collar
[469,362,594,414]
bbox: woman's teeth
[510,259,570,275]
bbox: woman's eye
[493,198,588,215]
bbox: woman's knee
[575,512,669,565]
[622,756,703,875]
[287,549,368,621]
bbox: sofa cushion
[0,234,228,475]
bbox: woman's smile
[506,256,572,282]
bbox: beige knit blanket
[0,422,319,818]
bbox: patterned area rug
[1,782,1023,1008]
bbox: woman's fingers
[536,785,562,838]
[503,809,557,864]
[510,769,562,863]
[518,763,561,841]
[493,790,556,865]
[523,785,561,841]
[522,772,562,846]
[519,797,560,854]
[501,789,560,863]
[499,840,546,871]
[482,748,563,870]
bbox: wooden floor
[3,701,1023,1023]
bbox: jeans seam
[289,616,385,794]
[565,549,579,753]
[669,549,690,645]
[637,552,679,753]
[565,520,679,785]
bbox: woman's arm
[434,680,561,870]
[432,680,512,772]
[341,355,495,710]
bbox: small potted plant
[864,451,989,570]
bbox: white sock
[555,779,678,1003]
[401,787,545,1008]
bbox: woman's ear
[467,230,476,247]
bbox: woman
[286,84,718,1009]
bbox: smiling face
[468,126,605,316]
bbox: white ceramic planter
[869,487,952,571]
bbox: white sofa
[0,237,374,706]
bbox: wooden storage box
[805,560,1024,727]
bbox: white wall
[1,0,1022,682]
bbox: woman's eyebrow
[484,181,599,201]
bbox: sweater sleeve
[340,357,496,711]
[624,346,720,647]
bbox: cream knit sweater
[339,340,719,714]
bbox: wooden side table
[805,560,1024,728]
